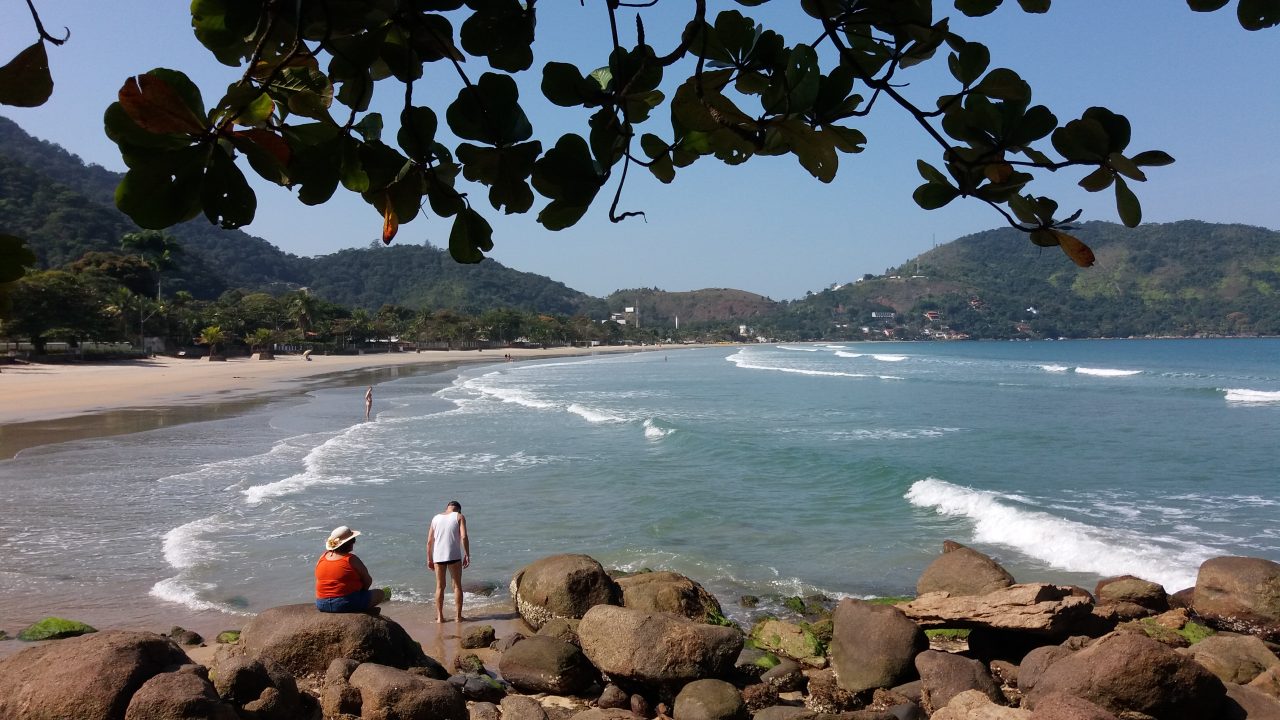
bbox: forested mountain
[778,221,1280,339]
[605,287,778,326]
[0,117,599,315]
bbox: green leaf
[201,148,257,228]
[772,119,836,182]
[0,41,52,108]
[446,72,532,145]
[456,141,541,214]
[913,181,960,210]
[823,125,866,154]
[229,129,291,185]
[447,208,494,263]
[975,68,1031,103]
[647,153,675,184]
[1029,228,1060,247]
[1238,0,1280,29]
[955,0,1003,17]
[1017,0,1052,12]
[459,0,535,72]
[917,160,949,184]
[1114,176,1142,227]
[1082,106,1132,151]
[115,146,209,228]
[542,62,597,107]
[1052,118,1109,162]
[1077,166,1114,192]
[1131,150,1175,167]
[397,106,439,161]
[532,134,603,230]
[233,92,275,127]
[191,0,261,66]
[640,133,669,159]
[1107,152,1147,182]
[1187,0,1230,9]
[948,42,990,85]
[353,113,384,143]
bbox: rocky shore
[2,546,1279,720]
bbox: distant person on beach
[426,500,470,623]
[364,386,373,420]
[315,526,388,612]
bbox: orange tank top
[315,553,363,598]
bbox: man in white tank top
[426,500,470,623]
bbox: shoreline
[0,344,706,458]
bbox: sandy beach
[0,344,688,458]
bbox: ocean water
[1,339,1278,630]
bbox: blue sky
[2,2,1277,300]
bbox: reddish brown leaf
[118,74,205,135]
[232,129,291,166]
[382,199,399,245]
[1054,230,1096,267]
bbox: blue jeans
[316,589,372,612]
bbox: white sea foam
[777,345,819,352]
[1075,367,1141,377]
[835,427,961,441]
[727,350,873,379]
[834,351,865,358]
[567,404,627,423]
[643,418,674,440]
[161,515,226,569]
[1223,388,1280,404]
[150,577,251,615]
[1039,364,1069,373]
[872,354,908,362]
[905,477,1215,590]
[242,433,355,505]
[468,379,557,410]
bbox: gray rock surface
[510,554,620,630]
[578,605,742,686]
[916,544,1016,597]
[829,599,927,693]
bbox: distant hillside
[0,116,601,315]
[606,287,778,326]
[787,221,1280,338]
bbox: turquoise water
[1,339,1277,629]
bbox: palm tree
[120,231,182,301]
[287,290,319,339]
[198,325,227,360]
[247,327,275,356]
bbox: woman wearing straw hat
[315,526,388,612]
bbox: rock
[210,655,299,712]
[1225,682,1280,720]
[578,605,742,686]
[496,631,527,653]
[321,682,362,719]
[916,544,1016,597]
[760,658,805,692]
[988,660,1017,688]
[1091,600,1155,623]
[455,652,486,674]
[0,630,191,720]
[463,624,497,649]
[1180,633,1280,684]
[472,701,502,720]
[538,617,582,646]
[499,634,597,695]
[123,670,237,720]
[929,689,1030,719]
[502,695,550,720]
[749,619,825,668]
[1026,693,1118,719]
[216,630,240,644]
[1169,587,1195,609]
[673,679,747,720]
[885,703,927,720]
[1094,576,1168,613]
[631,693,651,717]
[348,662,466,720]
[510,554,621,630]
[740,596,760,609]
[165,626,204,646]
[897,584,1094,635]
[1016,644,1075,693]
[829,598,927,693]
[1251,665,1280,698]
[803,668,859,714]
[1194,556,1280,640]
[231,603,436,678]
[740,682,779,711]
[733,646,770,681]
[325,657,360,686]
[914,650,1003,714]
[451,672,508,703]
[617,570,725,622]
[965,628,1059,664]
[568,710,637,720]
[1025,632,1227,719]
[752,707,808,720]
[598,683,629,709]
[17,616,98,641]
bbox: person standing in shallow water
[364,386,373,420]
[426,500,470,623]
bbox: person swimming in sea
[315,526,388,612]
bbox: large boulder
[1225,683,1280,720]
[578,605,742,686]
[1094,575,1168,613]
[929,690,1029,719]
[0,630,191,720]
[749,619,825,668]
[1251,665,1280,699]
[231,603,435,679]
[913,650,1003,714]
[829,599,927,693]
[897,584,1093,635]
[916,544,1016,597]
[1026,632,1227,719]
[510,554,620,630]
[673,678,748,720]
[1194,557,1280,640]
[1015,644,1075,693]
[616,571,724,622]
[348,662,467,720]
[210,655,301,715]
[497,634,598,695]
[123,669,238,720]
[1016,692,1117,719]
[500,695,550,720]
[1179,633,1280,684]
